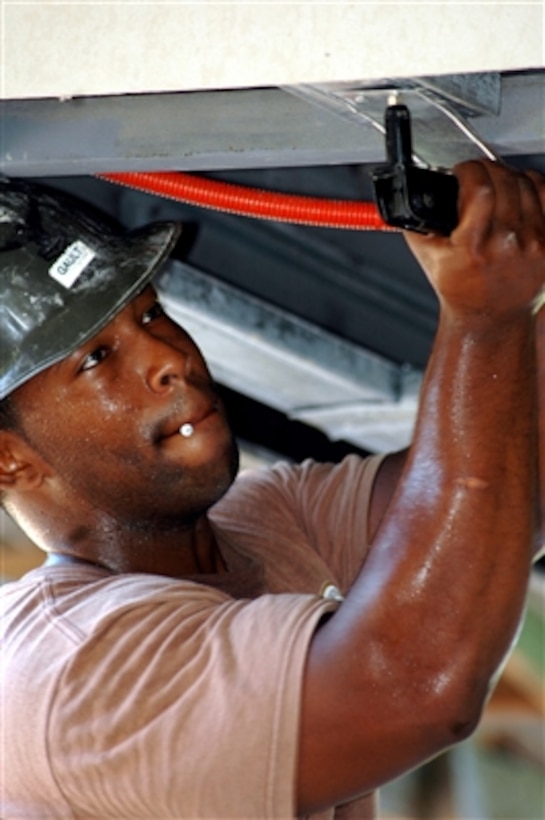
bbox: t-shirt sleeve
[49,581,336,818]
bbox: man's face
[12,286,239,527]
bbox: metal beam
[0,88,380,177]
[156,261,421,452]
[1,72,544,178]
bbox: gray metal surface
[0,89,380,177]
[156,260,421,452]
[1,71,544,177]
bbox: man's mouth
[157,397,220,442]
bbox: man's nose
[139,335,191,393]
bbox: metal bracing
[156,261,422,452]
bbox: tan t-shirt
[1,454,383,818]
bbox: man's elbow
[414,664,490,751]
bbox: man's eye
[141,301,165,325]
[80,346,109,372]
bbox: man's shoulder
[1,564,228,646]
[216,452,383,507]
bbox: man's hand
[405,160,545,317]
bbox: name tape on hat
[49,240,96,289]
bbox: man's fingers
[452,161,545,251]
[525,169,545,215]
[517,173,545,241]
[451,160,496,242]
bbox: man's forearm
[371,309,536,673]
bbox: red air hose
[98,170,395,231]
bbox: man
[1,160,544,818]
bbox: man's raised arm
[296,160,544,814]
[536,301,545,557]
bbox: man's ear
[0,430,51,492]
